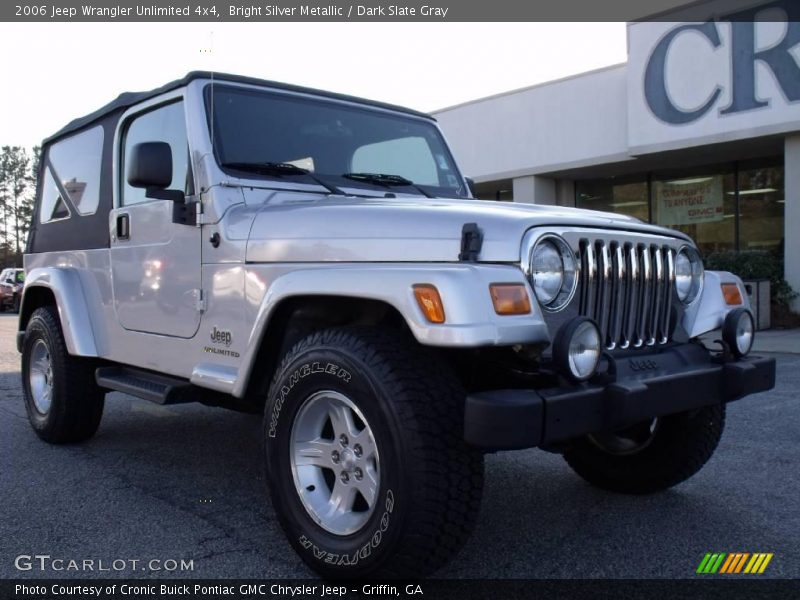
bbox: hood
[240,191,690,263]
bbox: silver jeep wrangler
[18,72,775,578]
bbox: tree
[19,145,40,255]
[0,146,35,267]
[0,147,10,267]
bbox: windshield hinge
[194,289,207,313]
[458,223,483,262]
[185,194,204,227]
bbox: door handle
[116,214,130,241]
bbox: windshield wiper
[341,172,436,198]
[221,161,345,196]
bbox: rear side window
[41,126,104,223]
[40,168,71,223]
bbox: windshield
[1,270,22,284]
[206,85,467,198]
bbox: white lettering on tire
[298,490,394,567]
[268,362,351,438]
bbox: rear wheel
[264,327,484,578]
[563,405,725,494]
[21,306,105,443]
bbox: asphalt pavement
[0,312,797,579]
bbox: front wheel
[21,306,105,443]
[264,327,484,578]
[563,405,725,494]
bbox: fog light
[553,317,602,382]
[722,308,754,358]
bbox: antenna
[209,30,215,155]
[200,31,216,151]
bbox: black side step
[95,366,194,405]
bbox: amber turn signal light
[721,283,743,306]
[413,284,446,323]
[490,284,532,315]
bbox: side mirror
[127,142,184,202]
[465,177,478,198]
[127,142,172,189]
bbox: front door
[109,99,201,339]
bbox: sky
[0,22,627,148]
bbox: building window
[576,158,783,258]
[652,170,736,255]
[738,161,784,253]
[575,179,649,221]
[472,178,513,201]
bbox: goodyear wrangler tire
[21,306,105,443]
[264,327,484,578]
[563,405,726,494]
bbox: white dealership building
[434,0,800,310]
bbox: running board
[95,367,194,405]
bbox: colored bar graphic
[720,553,744,574]
[744,554,760,573]
[697,553,712,574]
[698,552,772,575]
[705,553,720,573]
[697,553,727,574]
[710,553,726,573]
[751,554,767,573]
[733,553,750,573]
[719,554,736,574]
[758,554,773,574]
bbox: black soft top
[45,70,435,144]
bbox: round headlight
[723,307,754,358]
[529,235,578,311]
[553,317,602,382]
[675,247,703,304]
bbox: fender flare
[683,270,751,338]
[231,263,547,398]
[18,267,99,357]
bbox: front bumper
[464,344,776,450]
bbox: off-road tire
[13,294,20,313]
[563,405,726,494]
[264,327,484,579]
[21,306,105,443]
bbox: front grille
[578,239,676,350]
